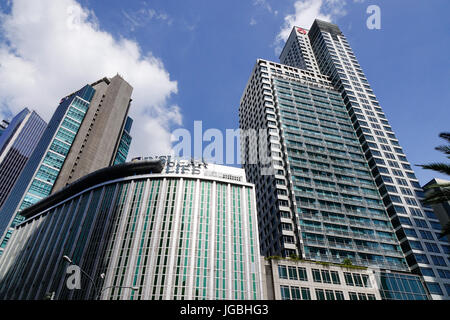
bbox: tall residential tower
[239,20,449,299]
[0,108,47,210]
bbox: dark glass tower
[0,108,47,209]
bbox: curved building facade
[0,159,263,300]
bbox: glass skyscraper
[113,116,133,165]
[239,20,449,299]
[0,108,47,210]
[0,75,134,256]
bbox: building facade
[113,116,133,165]
[240,58,407,272]
[279,20,449,300]
[239,19,449,299]
[263,258,430,300]
[0,75,133,255]
[0,159,263,300]
[0,108,47,210]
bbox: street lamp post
[96,285,139,300]
[62,255,139,300]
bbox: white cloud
[274,0,347,54]
[0,0,181,158]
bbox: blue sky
[0,0,449,186]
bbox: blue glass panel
[61,117,81,132]
[42,151,65,170]
[55,127,76,145]
[28,179,52,198]
[35,164,59,184]
[49,139,70,156]
[66,106,85,122]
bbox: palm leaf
[438,132,450,143]
[418,162,450,176]
[440,222,450,238]
[435,145,450,157]
[422,188,450,205]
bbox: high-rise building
[51,75,133,192]
[0,75,133,255]
[239,19,449,299]
[240,58,407,271]
[285,20,449,300]
[0,108,47,210]
[0,158,263,300]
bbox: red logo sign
[297,27,307,35]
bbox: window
[431,255,447,267]
[414,219,428,228]
[399,216,412,226]
[298,267,308,281]
[312,269,322,283]
[404,228,418,238]
[410,208,423,217]
[301,287,311,300]
[426,282,443,295]
[280,286,291,300]
[421,267,435,277]
[430,221,443,231]
[420,230,434,241]
[425,243,441,254]
[330,271,341,284]
[344,272,354,286]
[325,290,335,300]
[290,287,301,300]
[415,254,429,264]
[278,265,288,279]
[349,292,358,300]
[437,269,450,279]
[288,266,298,280]
[315,289,326,300]
[358,293,368,300]
[353,274,363,287]
[335,291,345,300]
[361,274,372,288]
[410,241,423,251]
[321,270,332,284]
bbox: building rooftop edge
[19,160,164,219]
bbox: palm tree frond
[438,132,450,143]
[440,222,450,238]
[422,188,450,205]
[423,182,450,190]
[435,145,450,156]
[418,162,450,176]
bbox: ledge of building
[19,160,163,220]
